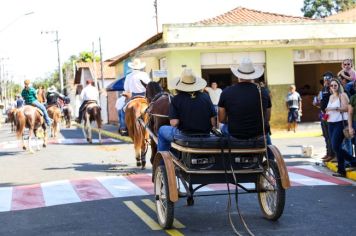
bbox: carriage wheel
[154,165,174,229]
[257,160,285,221]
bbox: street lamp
[41,30,63,93]
[0,11,34,33]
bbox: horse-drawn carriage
[126,81,290,231]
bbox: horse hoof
[136,161,142,167]
[141,161,146,169]
[22,146,27,150]
[43,144,47,148]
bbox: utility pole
[99,37,105,90]
[41,30,63,93]
[153,0,159,33]
[92,42,98,89]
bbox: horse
[62,104,73,128]
[125,96,149,169]
[145,82,171,164]
[47,105,61,138]
[6,108,17,132]
[15,105,47,153]
[81,102,102,143]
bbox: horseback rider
[46,85,66,109]
[124,58,151,97]
[21,80,52,126]
[75,79,99,123]
[157,68,217,151]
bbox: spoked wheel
[154,165,174,229]
[257,160,285,221]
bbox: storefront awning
[106,76,125,91]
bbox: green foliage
[32,71,60,90]
[301,0,356,18]
[77,51,100,62]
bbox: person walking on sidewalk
[285,85,302,132]
[314,72,336,162]
[325,79,356,177]
[21,80,52,126]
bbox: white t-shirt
[124,70,151,93]
[115,96,126,111]
[80,85,99,102]
[206,87,222,105]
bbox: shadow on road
[0,151,23,157]
[43,162,143,174]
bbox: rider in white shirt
[76,79,99,123]
[124,58,151,97]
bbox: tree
[77,51,100,63]
[301,0,356,18]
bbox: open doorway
[294,63,340,122]
[201,69,233,89]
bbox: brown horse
[6,108,17,132]
[15,105,47,153]
[125,96,149,169]
[62,104,73,128]
[145,82,171,164]
[81,103,102,143]
[47,105,61,138]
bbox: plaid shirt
[21,87,37,105]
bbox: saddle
[82,102,100,112]
[25,105,44,116]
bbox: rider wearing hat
[75,78,99,123]
[219,58,271,140]
[46,85,66,108]
[21,80,52,126]
[124,58,151,97]
[157,68,217,151]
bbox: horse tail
[16,110,26,139]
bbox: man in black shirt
[157,68,217,151]
[218,58,271,140]
[46,85,65,107]
[313,72,336,162]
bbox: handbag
[339,97,354,139]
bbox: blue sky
[0,0,304,83]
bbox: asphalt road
[1,123,355,236]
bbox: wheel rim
[155,169,168,224]
[259,165,278,216]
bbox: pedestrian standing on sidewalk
[115,92,129,135]
[325,79,356,177]
[314,72,336,162]
[285,85,302,132]
[347,81,356,155]
[204,82,222,113]
[339,59,356,94]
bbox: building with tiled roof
[108,6,356,128]
[198,7,315,24]
[74,61,116,86]
[326,6,356,21]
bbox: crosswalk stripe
[126,174,155,194]
[41,180,81,206]
[11,184,45,211]
[97,176,148,197]
[0,187,13,212]
[71,178,113,201]
[288,172,336,186]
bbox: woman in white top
[326,79,356,177]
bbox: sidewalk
[75,121,355,182]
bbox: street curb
[73,123,132,143]
[325,161,356,181]
[271,130,322,139]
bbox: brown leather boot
[323,156,336,162]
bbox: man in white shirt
[75,79,99,123]
[124,58,151,97]
[205,82,222,113]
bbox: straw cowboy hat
[174,68,207,92]
[128,58,146,70]
[231,58,264,80]
[48,85,57,93]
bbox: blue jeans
[32,100,51,125]
[132,92,145,97]
[119,109,126,129]
[158,126,179,151]
[321,119,335,157]
[328,121,356,173]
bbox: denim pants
[119,109,126,129]
[328,121,356,174]
[32,100,51,125]
[321,120,335,157]
[158,126,179,151]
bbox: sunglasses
[344,63,351,66]
[330,84,338,87]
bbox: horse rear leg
[28,128,34,154]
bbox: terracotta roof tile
[76,61,116,80]
[326,7,356,21]
[198,7,315,24]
